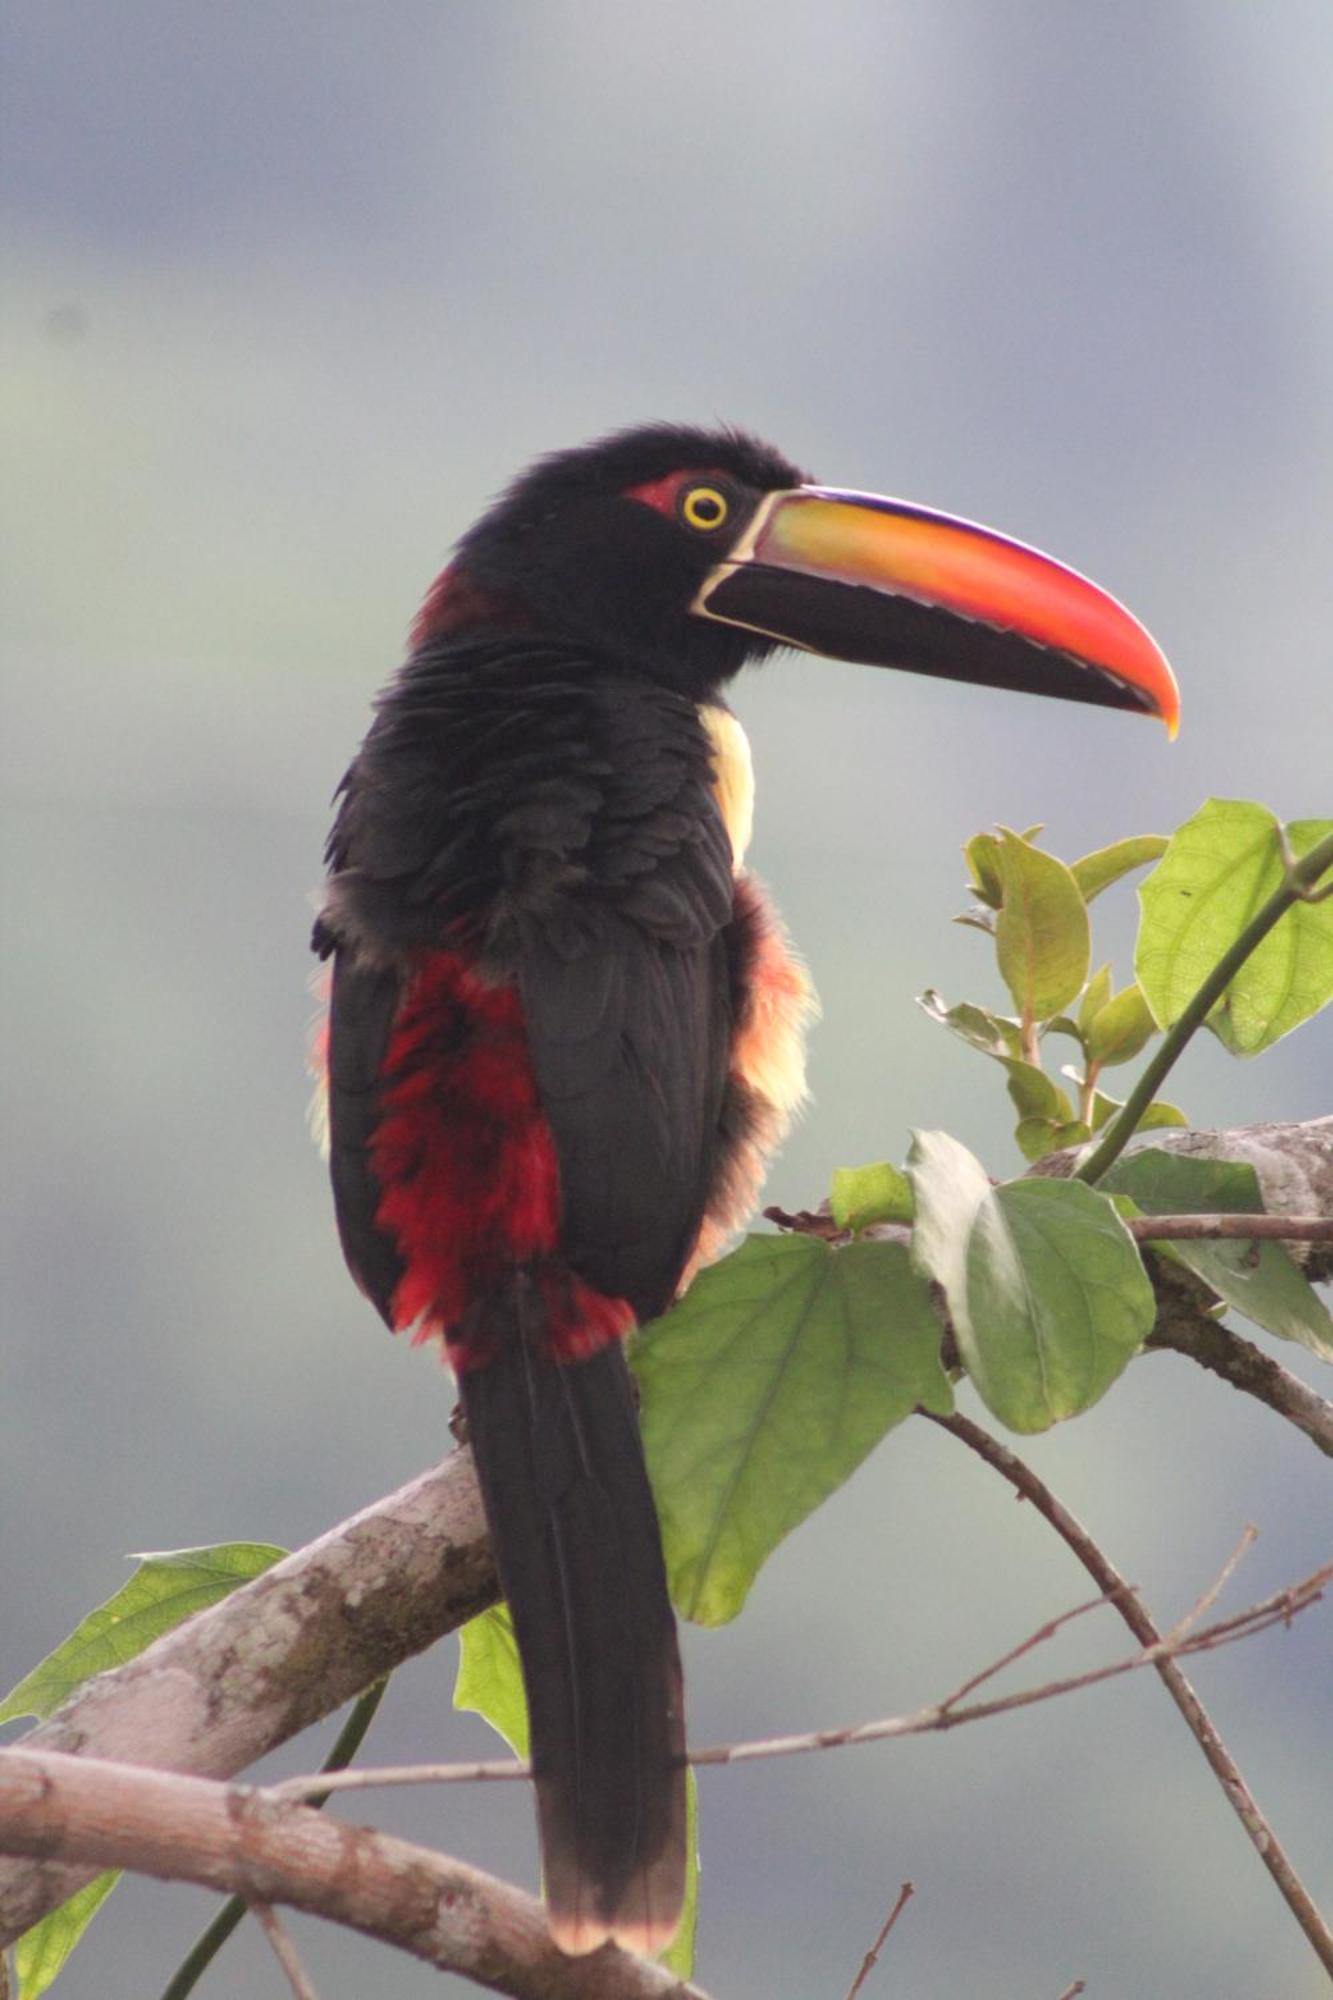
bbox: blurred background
[3,4,1331,1995]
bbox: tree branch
[0,1118,1326,1948]
[0,1751,709,2000]
[925,1410,1333,1980]
[267,1551,1327,1794]
[0,1455,497,1945]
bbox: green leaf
[454,1610,701,1976]
[1085,982,1159,1067]
[454,1603,530,1758]
[1077,963,1113,1038]
[4,1542,285,1996]
[1014,1117,1092,1162]
[15,1872,120,1999]
[994,827,1091,1023]
[0,1542,286,1726]
[1101,1151,1333,1362]
[1071,835,1169,903]
[830,1161,915,1231]
[634,1235,951,1625]
[917,990,1021,1059]
[1004,1060,1071,1124]
[964,830,1005,908]
[1089,1093,1186,1135]
[909,1131,1155,1431]
[657,1772,700,1978]
[1136,801,1333,1054]
[1137,1100,1189,1130]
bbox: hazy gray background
[3,5,1330,1995]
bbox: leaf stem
[1076,830,1333,1185]
[158,1678,388,2000]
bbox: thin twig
[252,1901,322,2000]
[1125,1213,1333,1242]
[160,1679,389,1999]
[936,1587,1133,1712]
[1053,1983,1085,1999]
[842,1881,915,2000]
[269,1558,1329,1800]
[1164,1524,1256,1646]
[1146,1307,1333,1460]
[926,1409,1333,1981]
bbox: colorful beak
[694,487,1179,735]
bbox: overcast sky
[3,7,1331,1996]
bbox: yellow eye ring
[679,484,730,532]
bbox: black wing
[513,680,737,1321]
[324,951,404,1323]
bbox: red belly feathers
[370,951,632,1367]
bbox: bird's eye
[678,484,730,533]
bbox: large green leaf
[1136,801,1333,1054]
[633,1235,951,1626]
[994,828,1091,1023]
[0,1542,287,1725]
[909,1131,1155,1432]
[454,1604,701,1975]
[14,1873,120,2000]
[1071,834,1169,903]
[1102,1150,1333,1362]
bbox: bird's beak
[693,487,1179,735]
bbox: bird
[313,423,1177,1956]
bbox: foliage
[6,800,1330,1994]
[0,1545,285,1998]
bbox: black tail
[459,1270,686,1956]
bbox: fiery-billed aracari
[314,424,1177,1954]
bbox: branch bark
[0,1455,497,1944]
[0,1751,707,2000]
[0,1116,1327,1949]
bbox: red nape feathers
[370,951,631,1365]
[410,564,528,650]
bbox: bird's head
[428,422,1179,729]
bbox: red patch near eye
[624,471,689,517]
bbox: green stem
[157,1678,388,2000]
[1076,829,1333,1186]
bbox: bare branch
[0,1750,710,2000]
[1125,1213,1333,1242]
[1163,1523,1256,1645]
[841,1882,914,2000]
[0,1455,496,1946]
[926,1410,1333,1981]
[269,1554,1328,1798]
[1145,1281,1333,1459]
[253,1900,322,2000]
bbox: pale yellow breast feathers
[699,702,755,871]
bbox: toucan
[314,424,1177,1955]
